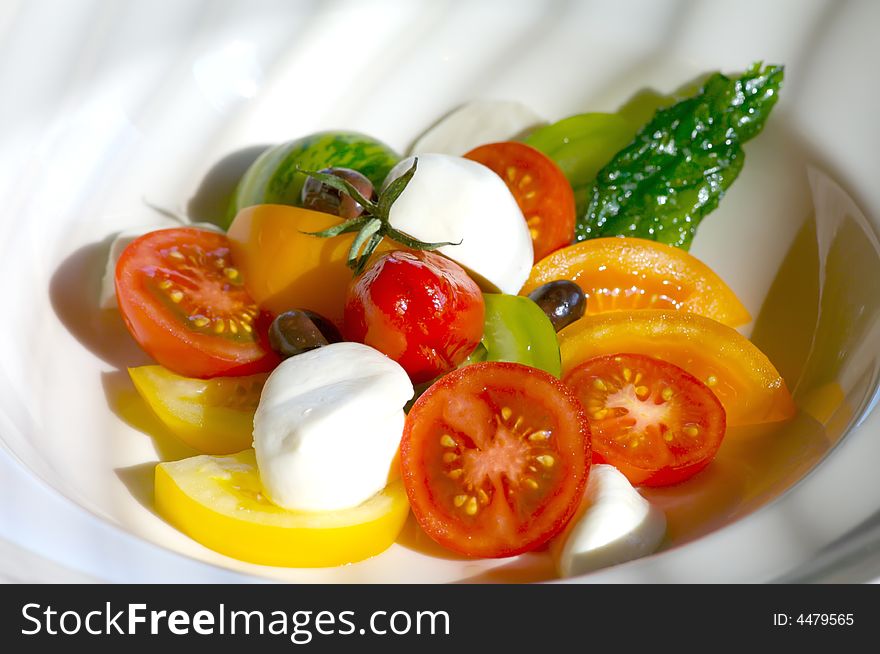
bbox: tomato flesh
[559,309,795,426]
[115,228,279,378]
[129,365,267,454]
[464,141,576,262]
[156,450,410,567]
[521,237,751,328]
[565,354,726,486]
[401,361,591,558]
[344,250,484,384]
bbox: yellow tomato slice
[155,450,410,567]
[129,365,265,455]
[521,237,751,327]
[558,310,795,427]
[227,204,392,324]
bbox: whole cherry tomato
[344,250,484,383]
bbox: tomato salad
[108,63,793,577]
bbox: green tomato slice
[480,294,561,377]
[523,113,636,216]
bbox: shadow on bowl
[187,144,269,226]
[49,237,153,371]
[101,370,198,463]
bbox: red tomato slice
[115,228,279,379]
[464,141,576,262]
[564,353,726,487]
[400,361,591,558]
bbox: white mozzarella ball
[384,154,533,294]
[253,342,413,512]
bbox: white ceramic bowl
[2,0,880,583]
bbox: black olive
[268,310,330,358]
[301,309,343,344]
[527,280,586,332]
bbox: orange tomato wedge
[521,237,750,327]
[558,310,795,427]
[227,204,392,325]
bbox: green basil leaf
[580,63,783,250]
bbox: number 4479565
[774,614,854,626]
